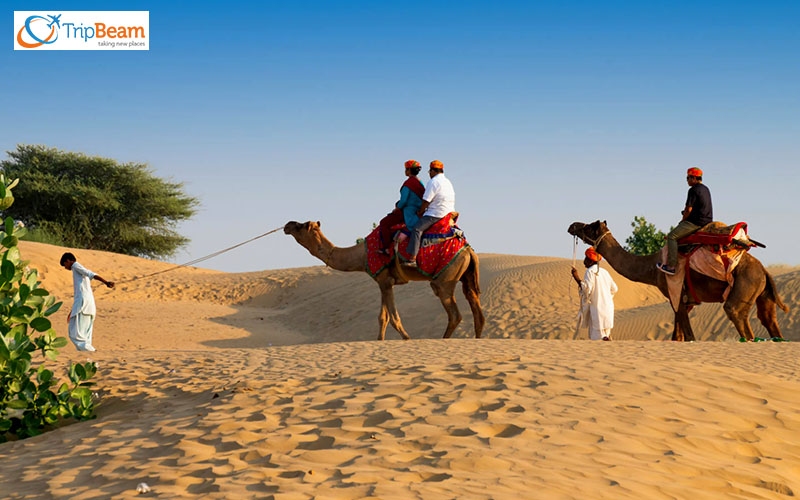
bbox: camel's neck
[306,234,365,272]
[596,233,661,286]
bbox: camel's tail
[461,246,481,295]
[765,271,789,313]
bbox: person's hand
[67,312,71,324]
[571,267,581,280]
[106,281,115,289]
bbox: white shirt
[71,262,97,316]
[422,173,456,218]
[578,264,618,330]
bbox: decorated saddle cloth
[678,222,754,249]
[661,244,748,311]
[365,213,468,278]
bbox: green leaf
[30,317,51,332]
[1,236,18,248]
[31,288,49,297]
[7,399,28,409]
[44,349,58,361]
[3,217,12,235]
[0,419,11,432]
[51,337,68,348]
[19,283,30,302]
[1,260,14,282]
[75,363,86,379]
[44,302,62,316]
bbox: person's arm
[396,186,411,210]
[418,180,437,216]
[417,200,430,217]
[682,188,695,221]
[93,275,115,289]
[571,267,582,288]
[609,276,618,295]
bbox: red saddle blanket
[365,213,468,278]
[678,222,751,249]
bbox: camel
[284,221,484,340]
[568,220,788,341]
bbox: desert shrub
[0,174,96,442]
[625,216,670,256]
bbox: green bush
[18,225,65,247]
[1,144,198,259]
[0,174,96,442]
[624,216,670,256]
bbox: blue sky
[3,1,798,271]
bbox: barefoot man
[60,252,114,352]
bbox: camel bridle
[587,228,611,248]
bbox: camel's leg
[671,302,695,341]
[378,285,390,341]
[462,281,485,338]
[377,277,410,340]
[756,295,783,339]
[382,282,410,340]
[431,281,462,339]
[723,273,763,341]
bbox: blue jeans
[407,215,441,259]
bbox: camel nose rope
[111,225,285,285]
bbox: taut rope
[113,226,285,285]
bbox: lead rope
[108,225,285,286]
[570,235,579,305]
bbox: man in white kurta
[572,247,618,340]
[61,252,114,351]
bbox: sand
[1,241,798,499]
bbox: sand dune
[2,241,798,499]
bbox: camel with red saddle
[284,216,484,340]
[568,220,788,341]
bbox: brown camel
[568,220,788,341]
[284,221,485,340]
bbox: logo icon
[16,14,61,48]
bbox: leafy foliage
[1,144,199,259]
[624,216,669,256]
[0,174,97,442]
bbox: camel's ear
[316,221,321,228]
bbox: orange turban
[585,247,601,262]
[404,160,420,169]
[687,167,703,178]
[430,160,444,170]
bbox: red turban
[430,160,444,170]
[687,167,703,178]
[404,160,420,169]
[585,247,602,262]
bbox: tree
[1,145,199,259]
[625,216,668,256]
[0,174,96,442]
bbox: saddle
[391,212,461,240]
[677,222,761,254]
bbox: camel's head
[284,220,323,251]
[567,220,610,246]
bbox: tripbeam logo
[14,11,149,50]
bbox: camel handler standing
[657,167,713,275]
[60,252,114,352]
[405,160,455,267]
[571,247,618,341]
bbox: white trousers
[589,327,611,340]
[69,313,96,351]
